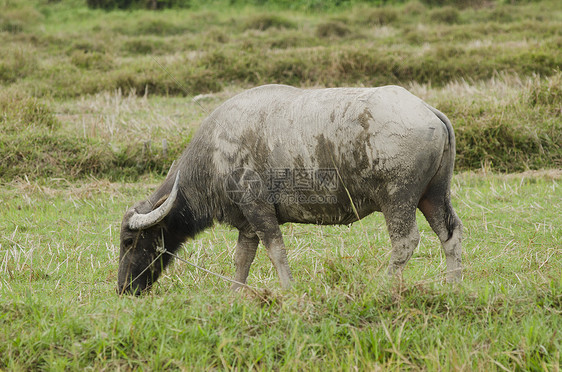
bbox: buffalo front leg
[383,205,420,279]
[232,230,260,291]
[259,229,293,289]
[241,203,293,289]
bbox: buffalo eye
[123,238,134,247]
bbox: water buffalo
[117,84,462,295]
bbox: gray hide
[117,84,462,294]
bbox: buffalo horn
[128,171,180,230]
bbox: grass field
[1,0,562,370]
[1,171,561,369]
[1,0,561,177]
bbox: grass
[1,171,561,369]
[1,0,561,178]
[410,72,562,171]
[2,71,560,181]
[0,89,199,180]
[1,0,561,98]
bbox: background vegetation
[1,0,560,180]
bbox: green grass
[0,90,197,180]
[1,171,561,369]
[1,0,561,178]
[2,71,560,181]
[1,0,561,98]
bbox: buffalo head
[117,172,180,295]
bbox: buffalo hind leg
[232,230,260,291]
[241,202,293,289]
[383,205,420,279]
[419,195,463,282]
